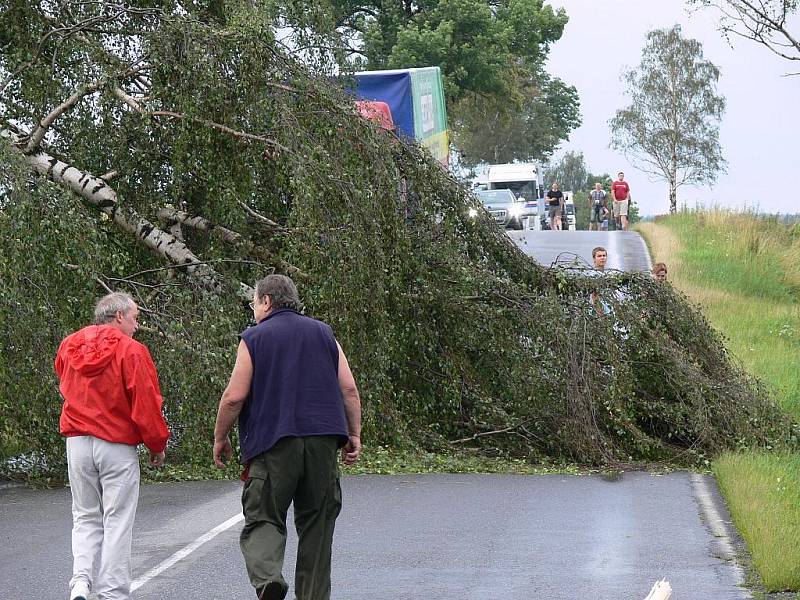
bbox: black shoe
[258,581,286,600]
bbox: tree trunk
[23,150,253,299]
[668,180,677,214]
[669,150,678,214]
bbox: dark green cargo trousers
[240,436,342,600]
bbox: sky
[544,0,800,216]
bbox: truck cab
[486,163,543,230]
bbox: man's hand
[149,451,166,467]
[341,435,361,465]
[213,436,233,469]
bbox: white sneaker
[70,581,90,600]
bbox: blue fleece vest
[238,308,348,463]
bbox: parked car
[472,189,524,230]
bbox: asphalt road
[1,472,749,599]
[506,230,653,272]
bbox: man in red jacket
[55,292,170,600]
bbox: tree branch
[450,419,534,444]
[24,82,101,153]
[111,87,287,149]
[238,201,285,229]
[8,135,253,300]
[158,207,306,277]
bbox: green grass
[640,210,800,592]
[666,212,799,302]
[660,211,800,418]
[714,453,800,592]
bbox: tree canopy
[543,150,589,193]
[343,0,582,164]
[609,25,726,214]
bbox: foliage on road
[0,3,796,482]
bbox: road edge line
[689,473,749,596]
[130,512,244,592]
[635,231,654,272]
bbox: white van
[486,163,543,230]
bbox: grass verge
[638,210,800,592]
[714,453,800,592]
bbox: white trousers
[66,436,140,600]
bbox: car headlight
[468,207,478,218]
[508,204,522,217]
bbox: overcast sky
[544,0,800,216]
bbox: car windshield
[476,190,514,204]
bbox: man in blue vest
[213,274,362,600]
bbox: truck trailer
[350,67,449,166]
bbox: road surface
[506,230,652,272]
[1,472,749,599]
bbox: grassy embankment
[638,211,800,592]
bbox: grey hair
[94,292,136,324]
[255,274,302,311]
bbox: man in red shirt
[611,171,631,231]
[55,292,169,600]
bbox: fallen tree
[1,2,796,481]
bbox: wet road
[1,472,749,599]
[506,230,652,272]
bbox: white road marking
[130,512,244,592]
[689,473,749,596]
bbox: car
[472,189,524,230]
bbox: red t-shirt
[611,180,630,201]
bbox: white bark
[23,150,253,299]
[158,208,246,246]
[159,207,305,277]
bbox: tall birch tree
[609,25,726,214]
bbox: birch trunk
[158,207,305,278]
[24,151,254,299]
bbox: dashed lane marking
[131,512,244,592]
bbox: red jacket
[55,325,169,453]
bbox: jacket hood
[62,325,124,376]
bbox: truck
[349,67,450,166]
[486,163,544,230]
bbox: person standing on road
[590,247,610,315]
[587,182,608,231]
[611,172,631,231]
[592,246,608,271]
[547,182,564,231]
[56,292,169,600]
[213,274,362,600]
